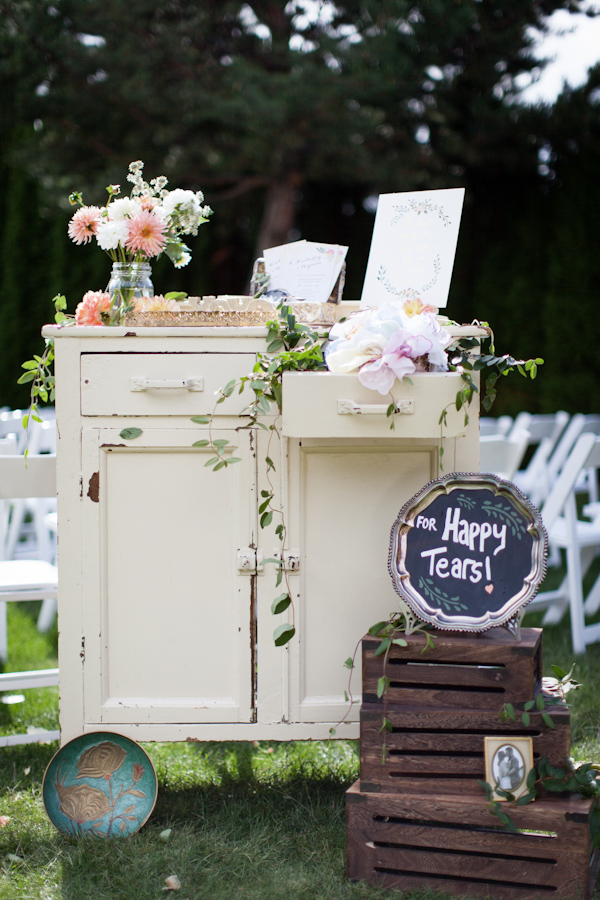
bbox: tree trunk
[254,171,304,258]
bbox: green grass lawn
[1,599,599,900]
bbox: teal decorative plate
[42,732,157,836]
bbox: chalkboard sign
[388,473,547,632]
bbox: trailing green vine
[437,325,543,468]
[18,294,73,457]
[191,299,328,648]
[332,611,435,751]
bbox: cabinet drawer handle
[130,377,204,392]
[337,399,413,416]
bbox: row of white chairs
[0,408,59,747]
[480,411,600,654]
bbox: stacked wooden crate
[346,627,599,899]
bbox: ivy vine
[191,299,328,648]
[437,325,543,468]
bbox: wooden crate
[360,692,571,796]
[363,627,543,710]
[346,780,599,900]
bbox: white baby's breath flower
[96,218,129,251]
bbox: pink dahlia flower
[124,210,167,257]
[75,291,112,326]
[68,206,102,245]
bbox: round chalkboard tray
[388,472,548,632]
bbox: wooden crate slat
[384,659,512,689]
[368,844,559,886]
[347,781,594,900]
[362,626,543,709]
[367,817,562,858]
[360,700,570,796]
[348,867,559,900]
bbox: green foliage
[18,294,72,455]
[486,662,599,843]
[192,300,327,649]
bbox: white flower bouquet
[67,160,212,268]
[325,300,452,394]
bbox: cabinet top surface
[42,322,487,341]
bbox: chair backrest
[541,433,600,532]
[479,428,530,481]
[510,411,569,445]
[479,415,513,438]
[0,409,25,452]
[0,455,56,500]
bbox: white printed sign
[360,188,465,309]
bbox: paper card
[360,188,465,309]
[263,240,348,304]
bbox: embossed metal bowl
[42,732,157,837]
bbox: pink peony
[358,330,433,395]
[124,210,167,257]
[75,291,112,326]
[68,206,102,244]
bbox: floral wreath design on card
[377,254,441,299]
[391,199,452,227]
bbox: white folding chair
[479,428,530,482]
[527,414,587,508]
[510,411,569,501]
[525,433,600,654]
[0,454,59,746]
[6,417,57,564]
[479,415,513,438]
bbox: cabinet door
[285,439,441,724]
[81,427,257,725]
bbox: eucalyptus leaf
[119,427,143,440]
[190,416,210,424]
[271,593,291,615]
[273,624,295,647]
[376,676,390,699]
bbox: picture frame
[484,736,534,801]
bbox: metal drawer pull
[337,399,413,416]
[130,377,204,392]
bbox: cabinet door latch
[237,549,264,574]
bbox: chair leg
[565,495,587,654]
[36,597,58,633]
[0,602,7,662]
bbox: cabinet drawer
[281,371,469,438]
[81,352,255,416]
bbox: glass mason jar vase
[105,262,154,325]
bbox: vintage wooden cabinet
[45,319,483,744]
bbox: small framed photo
[484,736,534,801]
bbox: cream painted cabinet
[46,324,481,745]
